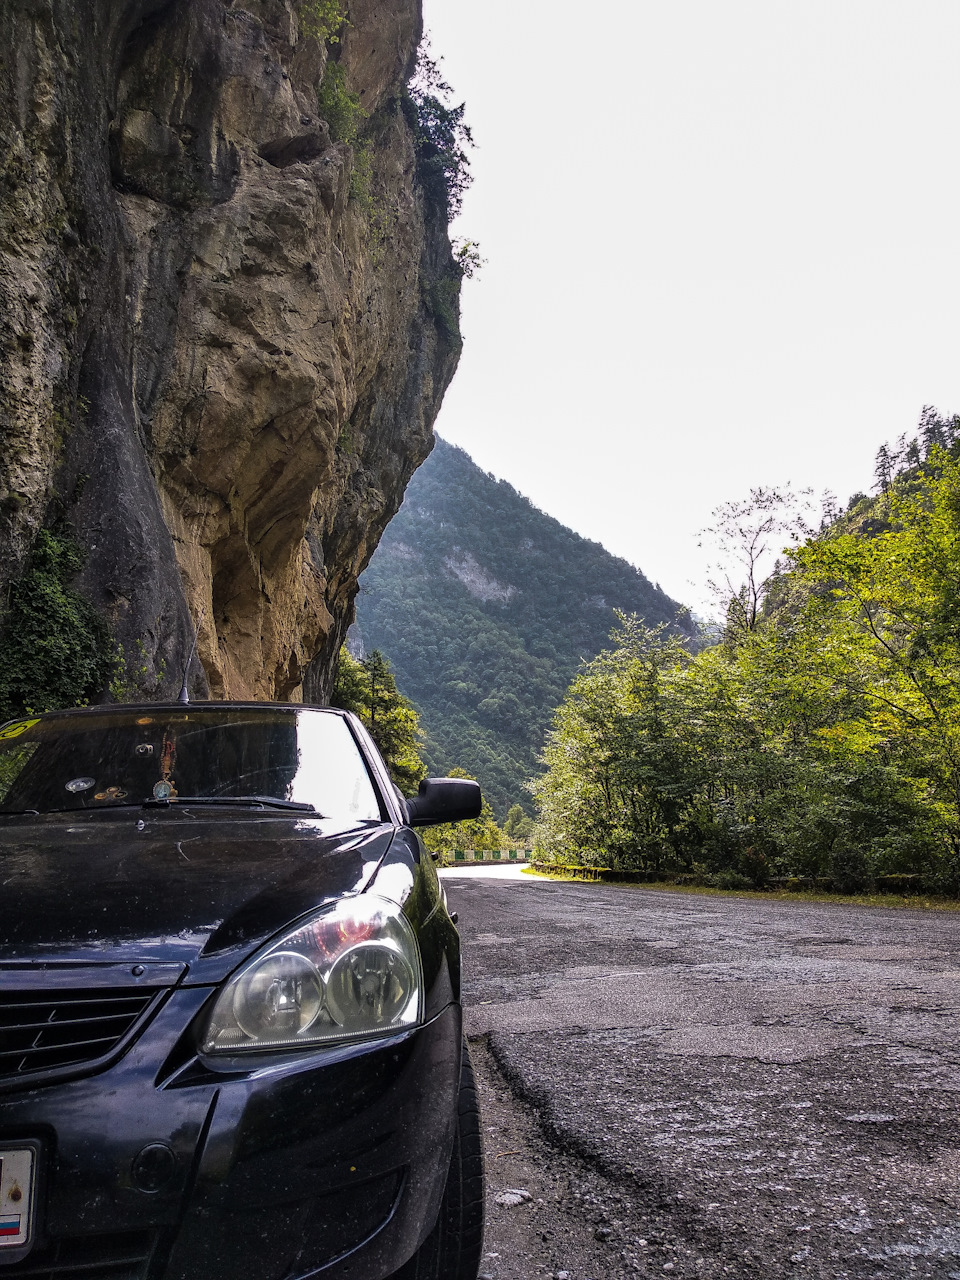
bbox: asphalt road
[442,871,960,1280]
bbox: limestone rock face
[0,0,460,701]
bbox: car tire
[391,1039,485,1280]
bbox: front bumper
[0,986,462,1279]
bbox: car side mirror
[406,777,482,827]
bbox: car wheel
[392,1040,485,1280]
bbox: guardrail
[446,849,531,864]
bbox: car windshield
[0,707,383,821]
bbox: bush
[0,530,111,720]
[829,841,873,895]
[739,846,771,888]
[875,874,926,896]
[707,869,753,891]
[298,0,346,44]
[317,61,365,144]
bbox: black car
[0,703,484,1280]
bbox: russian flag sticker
[0,1217,21,1237]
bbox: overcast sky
[420,0,960,614]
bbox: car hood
[0,809,396,984]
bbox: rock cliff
[0,0,461,705]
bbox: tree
[533,445,960,891]
[919,404,947,458]
[698,486,817,641]
[504,803,535,843]
[406,42,474,218]
[331,647,427,795]
[790,446,960,883]
[873,444,894,493]
[532,617,695,872]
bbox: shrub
[452,237,485,279]
[829,840,873,895]
[708,869,752,891]
[317,60,365,144]
[349,138,374,206]
[0,530,111,720]
[875,874,926,896]
[298,0,347,44]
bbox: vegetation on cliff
[534,409,960,894]
[404,44,474,218]
[353,437,692,818]
[0,529,110,721]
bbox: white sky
[421,0,960,613]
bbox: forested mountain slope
[353,437,693,816]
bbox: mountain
[352,438,694,818]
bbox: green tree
[405,43,474,217]
[874,443,894,493]
[533,618,695,873]
[331,647,427,795]
[503,804,535,843]
[533,440,960,892]
[789,446,960,883]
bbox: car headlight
[201,895,422,1054]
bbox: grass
[520,865,960,911]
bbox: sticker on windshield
[65,777,96,794]
[0,720,39,741]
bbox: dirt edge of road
[472,1034,742,1279]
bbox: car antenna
[178,606,205,705]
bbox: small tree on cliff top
[406,41,474,218]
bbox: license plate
[0,1145,38,1253]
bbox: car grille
[3,1230,159,1279]
[0,989,159,1081]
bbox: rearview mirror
[406,777,482,827]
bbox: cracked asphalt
[442,870,960,1279]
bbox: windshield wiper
[143,796,316,812]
